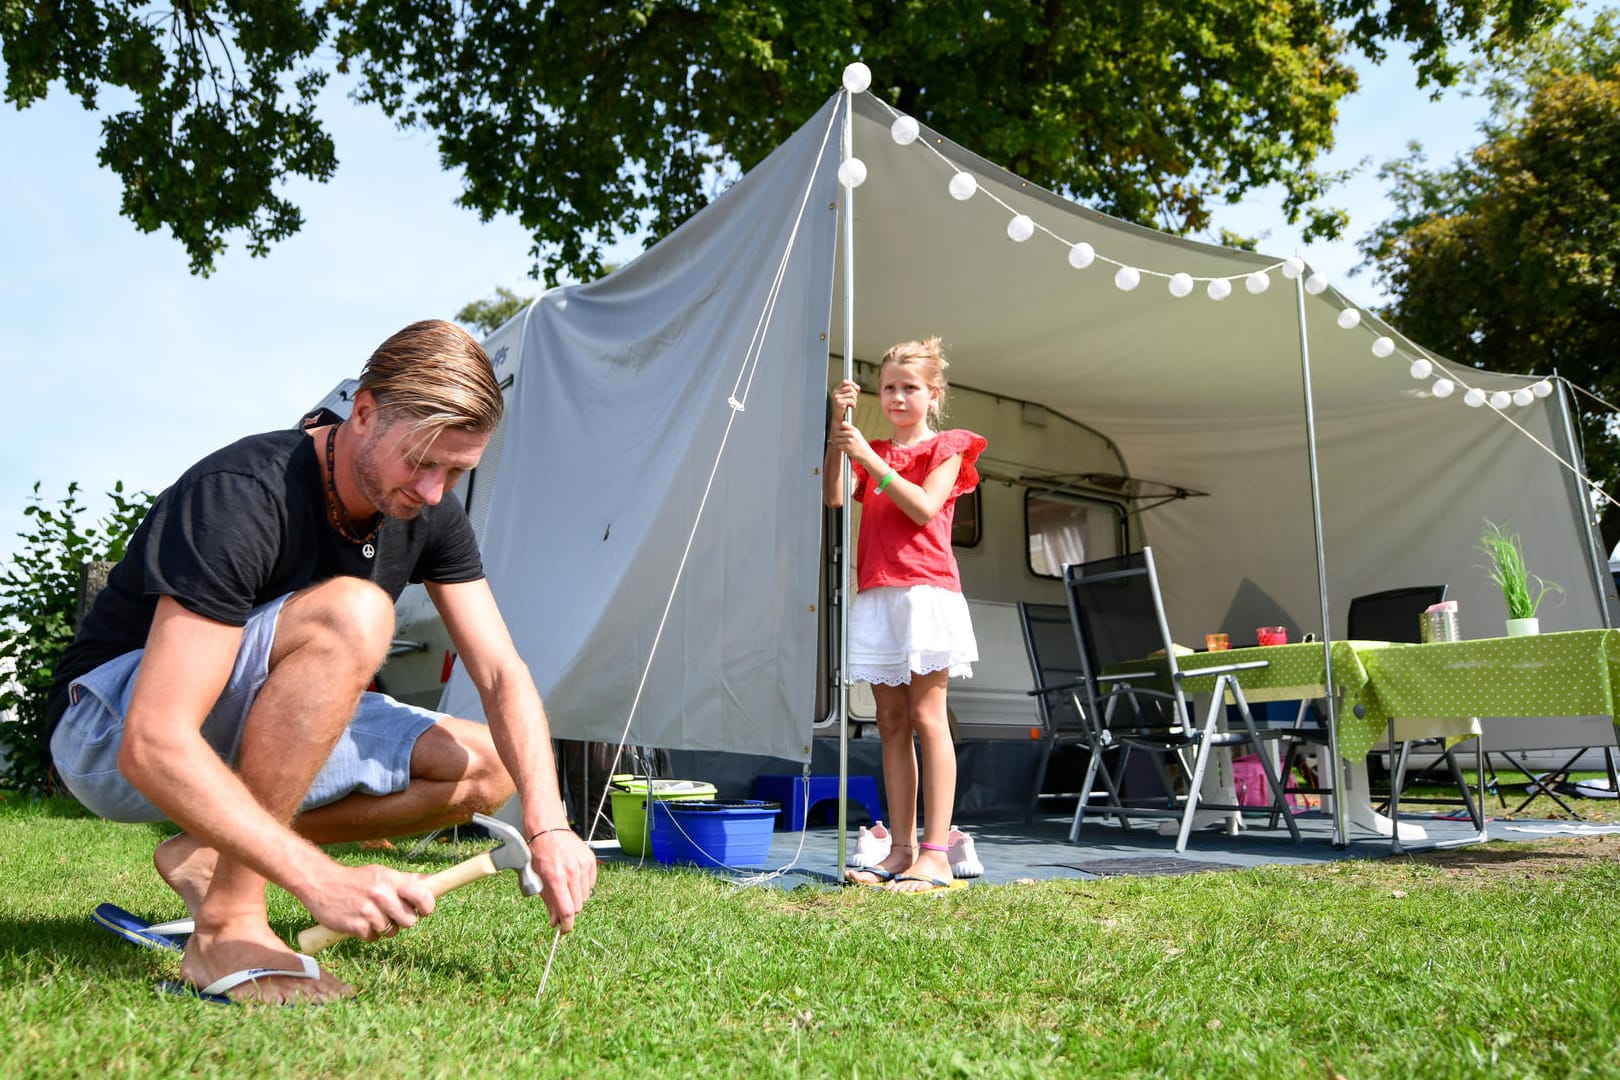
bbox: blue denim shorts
[49,594,442,823]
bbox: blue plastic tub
[648,799,782,869]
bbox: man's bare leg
[166,578,395,1003]
[156,713,516,903]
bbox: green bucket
[608,776,717,856]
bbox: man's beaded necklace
[324,424,381,555]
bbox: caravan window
[1025,492,1126,578]
[951,489,981,548]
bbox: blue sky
[0,55,1492,564]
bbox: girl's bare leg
[890,669,956,892]
[845,682,918,884]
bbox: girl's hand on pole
[829,380,860,426]
[832,418,875,469]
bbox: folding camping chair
[1063,548,1303,853]
[1349,585,1487,830]
[1018,601,1118,824]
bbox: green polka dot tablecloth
[1113,630,1620,763]
[1168,640,1388,761]
[1349,630,1620,760]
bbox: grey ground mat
[1036,857,1234,878]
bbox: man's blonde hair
[880,336,951,423]
[358,320,503,436]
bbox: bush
[0,481,152,794]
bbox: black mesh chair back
[1018,601,1099,821]
[1018,602,1089,736]
[1064,550,1183,730]
[1347,585,1449,643]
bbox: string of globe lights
[833,62,1562,415]
[833,61,1612,508]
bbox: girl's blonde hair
[880,337,950,424]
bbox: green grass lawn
[4,791,1620,1079]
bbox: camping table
[1143,630,1620,845]
[1353,629,1620,819]
[1119,640,1481,846]
[1163,640,1468,846]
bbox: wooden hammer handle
[296,850,500,953]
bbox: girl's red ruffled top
[851,428,987,592]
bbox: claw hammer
[298,812,542,953]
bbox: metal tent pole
[836,94,856,874]
[1293,274,1345,846]
[1552,371,1617,629]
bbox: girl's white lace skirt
[847,585,978,686]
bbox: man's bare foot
[845,843,914,885]
[179,921,355,1005]
[155,832,218,919]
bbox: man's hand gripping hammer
[297,812,542,953]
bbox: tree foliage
[3,0,1567,283]
[0,482,152,795]
[1,0,336,275]
[455,286,534,337]
[1359,13,1620,523]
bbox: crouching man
[46,319,595,1003]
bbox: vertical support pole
[1293,274,1345,846]
[1553,371,1617,629]
[836,94,856,874]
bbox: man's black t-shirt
[46,409,484,732]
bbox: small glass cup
[1205,633,1230,651]
[1256,626,1289,647]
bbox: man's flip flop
[889,874,968,895]
[155,952,322,1006]
[93,903,194,953]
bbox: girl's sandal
[844,844,913,887]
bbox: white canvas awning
[443,90,1611,764]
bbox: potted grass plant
[1478,520,1563,636]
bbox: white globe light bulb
[1246,271,1271,294]
[1489,390,1511,409]
[837,158,867,188]
[1432,379,1456,398]
[1168,272,1194,298]
[1114,266,1141,291]
[1281,257,1305,280]
[1304,273,1329,295]
[1533,380,1554,398]
[842,62,872,94]
[1067,242,1095,269]
[1336,308,1362,330]
[948,172,977,201]
[1409,358,1433,380]
[1464,388,1487,407]
[1006,214,1035,242]
[1207,278,1232,301]
[1371,336,1395,358]
[890,115,920,145]
[1513,388,1534,407]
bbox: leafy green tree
[0,482,152,795]
[1359,13,1620,541]
[3,0,1566,284]
[456,286,535,337]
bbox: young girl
[823,338,986,893]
